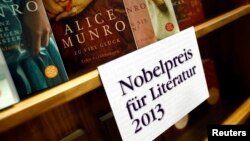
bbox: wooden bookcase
[0,1,249,141]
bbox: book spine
[123,0,157,48]
[145,0,180,40]
[203,59,221,105]
[171,0,205,30]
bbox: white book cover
[0,49,19,110]
[145,0,180,40]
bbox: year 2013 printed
[132,104,165,133]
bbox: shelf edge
[0,70,101,133]
[195,4,250,38]
[222,97,250,125]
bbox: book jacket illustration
[47,0,137,73]
[171,0,205,30]
[145,0,180,40]
[123,0,157,48]
[0,49,19,110]
[0,0,69,99]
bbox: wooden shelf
[222,97,250,125]
[0,4,250,134]
[0,70,101,133]
[195,4,250,38]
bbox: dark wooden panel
[0,87,111,141]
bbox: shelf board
[222,97,250,125]
[0,70,101,133]
[0,5,250,133]
[195,4,250,38]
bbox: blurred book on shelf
[171,0,205,30]
[145,0,180,40]
[0,0,69,99]
[198,37,221,106]
[202,59,221,106]
[47,0,137,74]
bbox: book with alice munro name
[0,0,69,99]
[0,49,19,110]
[48,0,137,73]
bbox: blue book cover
[0,0,69,99]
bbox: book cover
[123,0,157,48]
[0,0,69,99]
[46,0,137,73]
[145,0,180,40]
[0,49,19,110]
[171,0,205,30]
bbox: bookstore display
[0,0,250,141]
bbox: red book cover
[172,0,205,30]
[123,0,157,48]
[45,0,137,73]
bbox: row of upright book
[0,0,209,110]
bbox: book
[0,49,19,110]
[0,0,69,99]
[46,0,137,73]
[145,0,180,40]
[171,0,205,30]
[198,38,221,106]
[202,59,220,105]
[123,0,157,48]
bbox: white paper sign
[98,27,209,141]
